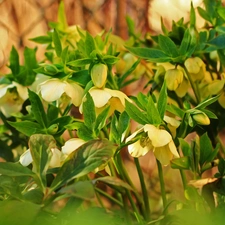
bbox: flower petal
[62,138,86,155]
[144,124,172,147]
[49,148,63,168]
[168,141,179,158]
[40,79,66,102]
[126,127,144,142]
[104,88,129,106]
[154,145,173,165]
[65,82,84,106]
[128,140,149,157]
[0,84,14,98]
[13,82,28,100]
[89,88,112,108]
[19,149,33,166]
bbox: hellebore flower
[38,78,84,106]
[80,87,130,115]
[184,57,206,81]
[165,68,184,91]
[126,124,179,165]
[19,148,63,168]
[0,82,28,117]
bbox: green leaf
[59,181,95,200]
[190,2,196,28]
[77,124,94,141]
[207,34,225,49]
[29,134,56,188]
[197,6,211,22]
[94,106,110,135]
[50,139,116,191]
[218,158,225,176]
[171,156,190,170]
[179,29,191,55]
[29,35,52,44]
[85,32,96,56]
[83,92,96,130]
[28,89,47,128]
[166,104,185,118]
[160,17,168,35]
[217,6,225,21]
[9,46,19,75]
[0,140,14,161]
[146,96,162,124]
[95,176,133,191]
[0,162,35,177]
[61,46,69,64]
[195,95,220,109]
[157,80,167,119]
[67,58,93,67]
[52,29,62,57]
[102,55,119,65]
[57,1,67,30]
[7,121,44,136]
[0,200,42,225]
[158,35,179,57]
[199,133,213,167]
[125,100,149,125]
[179,138,191,157]
[126,46,170,62]
[118,111,130,139]
[70,70,91,87]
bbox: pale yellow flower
[165,68,184,91]
[39,78,84,106]
[0,82,28,117]
[80,87,130,115]
[62,138,86,156]
[184,57,206,81]
[19,148,63,168]
[126,124,179,165]
[163,115,180,137]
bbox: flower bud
[165,68,183,91]
[44,64,59,75]
[192,111,210,125]
[91,63,108,88]
[47,124,58,134]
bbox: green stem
[95,187,123,207]
[184,67,201,104]
[156,160,167,214]
[179,169,187,190]
[114,154,143,220]
[134,157,151,221]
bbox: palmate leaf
[50,139,116,191]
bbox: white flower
[0,82,28,117]
[126,124,179,165]
[19,148,63,168]
[39,78,84,106]
[62,138,86,156]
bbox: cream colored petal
[164,115,180,128]
[128,140,149,157]
[0,103,22,118]
[40,79,66,102]
[13,82,28,100]
[144,124,172,147]
[49,148,62,168]
[154,145,173,165]
[125,127,144,142]
[168,141,179,158]
[104,88,130,106]
[65,82,84,106]
[30,74,49,92]
[19,149,33,167]
[0,84,14,98]
[62,138,86,155]
[89,88,112,108]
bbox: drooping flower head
[126,124,179,165]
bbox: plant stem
[114,153,143,220]
[184,67,201,104]
[95,187,123,207]
[134,157,151,221]
[179,169,187,190]
[156,160,167,214]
